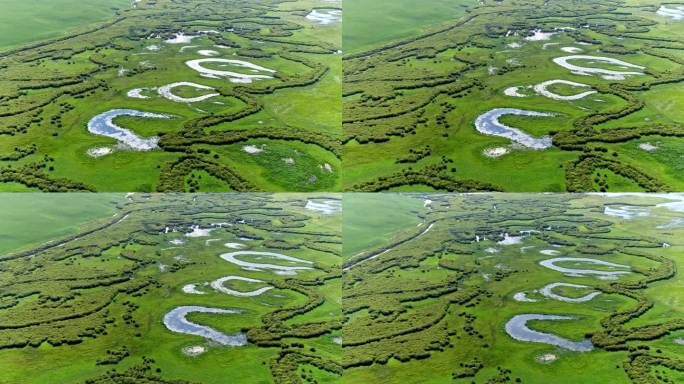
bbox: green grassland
[341,193,425,257]
[3,192,684,383]
[343,0,684,192]
[0,193,123,254]
[0,0,341,192]
[0,0,130,51]
[342,193,684,383]
[0,193,342,383]
[343,0,475,54]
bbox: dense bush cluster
[352,162,502,192]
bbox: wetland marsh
[2,192,684,383]
[343,0,684,192]
[0,193,342,383]
[342,193,684,384]
[0,0,341,192]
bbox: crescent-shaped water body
[540,257,631,277]
[87,109,171,150]
[182,283,206,295]
[533,79,596,100]
[552,55,645,80]
[127,88,150,99]
[210,276,274,297]
[474,108,554,149]
[560,46,583,53]
[540,282,601,303]
[603,205,650,220]
[657,5,684,20]
[305,199,342,214]
[185,58,275,83]
[198,49,219,57]
[306,9,342,25]
[224,242,246,249]
[157,82,220,103]
[513,292,538,302]
[505,314,594,351]
[163,306,247,346]
[220,251,314,274]
[503,86,527,97]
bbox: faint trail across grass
[342,193,424,257]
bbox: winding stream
[474,108,554,149]
[540,257,630,277]
[220,251,314,274]
[552,55,645,80]
[657,5,684,20]
[185,58,275,83]
[306,9,342,25]
[603,205,650,220]
[87,109,171,150]
[210,275,273,297]
[224,242,246,249]
[533,79,596,100]
[505,314,594,351]
[540,282,601,303]
[166,246,311,346]
[163,306,247,345]
[158,82,219,103]
[305,199,342,214]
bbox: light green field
[0,193,123,254]
[342,193,425,257]
[343,0,475,54]
[0,0,130,51]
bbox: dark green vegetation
[343,193,684,383]
[343,0,684,192]
[0,193,341,383]
[0,0,341,192]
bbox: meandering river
[220,251,314,274]
[540,257,631,277]
[305,199,342,214]
[553,55,644,80]
[306,9,341,25]
[533,79,596,101]
[505,314,594,351]
[87,109,171,150]
[158,82,219,103]
[185,58,275,83]
[163,306,247,346]
[210,275,273,297]
[474,108,554,149]
[540,282,601,303]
